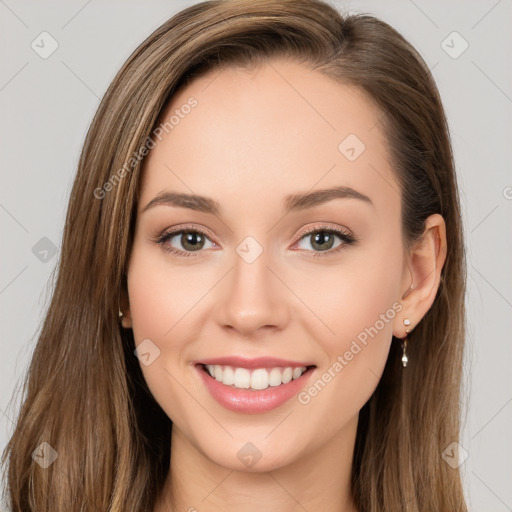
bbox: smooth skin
[120,59,447,512]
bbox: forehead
[138,59,398,216]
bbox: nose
[215,245,290,337]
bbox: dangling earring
[401,336,408,367]
[119,309,123,318]
[402,318,411,368]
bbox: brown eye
[308,231,337,251]
[295,228,354,254]
[299,229,352,252]
[178,231,207,251]
[156,228,215,257]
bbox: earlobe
[394,213,447,337]
[119,308,133,329]
[119,282,133,329]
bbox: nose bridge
[215,236,289,334]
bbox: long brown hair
[2,1,467,510]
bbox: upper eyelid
[295,224,352,238]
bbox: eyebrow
[141,185,373,215]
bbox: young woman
[2,0,467,510]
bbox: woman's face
[125,59,410,471]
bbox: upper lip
[193,356,316,369]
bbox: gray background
[1,1,511,510]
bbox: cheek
[296,244,402,352]
[126,243,199,343]
[126,245,190,378]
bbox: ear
[393,213,447,338]
[119,279,133,329]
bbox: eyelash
[153,223,356,259]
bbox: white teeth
[233,368,250,389]
[268,368,282,387]
[292,367,303,379]
[203,364,308,390]
[281,367,293,384]
[250,369,269,390]
[222,366,235,386]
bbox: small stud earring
[119,309,123,318]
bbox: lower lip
[196,364,315,414]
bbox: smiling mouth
[197,363,316,391]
